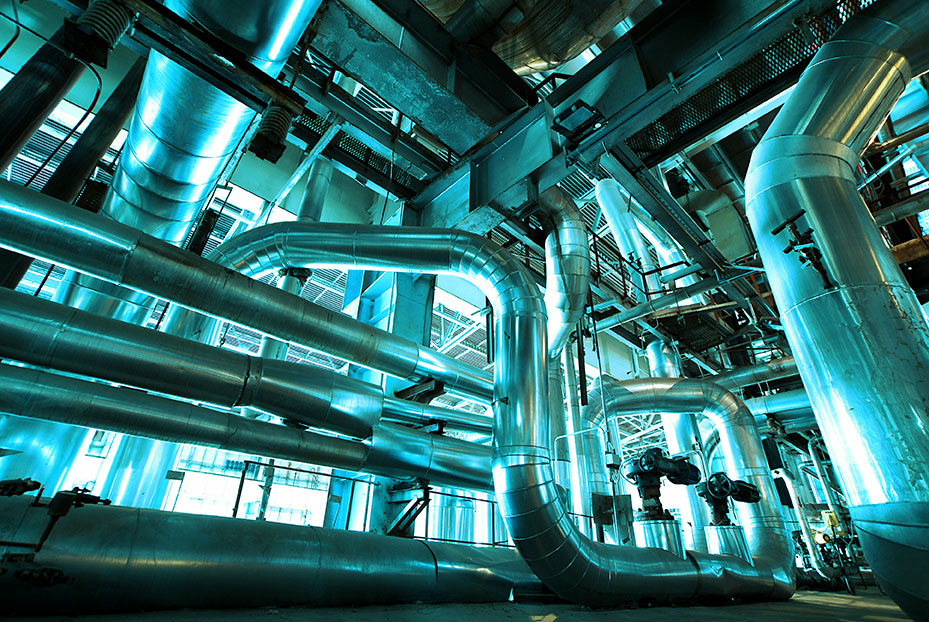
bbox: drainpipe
[0,495,539,614]
[744,2,929,617]
[0,180,493,402]
[0,363,493,492]
[645,339,710,554]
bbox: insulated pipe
[744,2,929,617]
[807,438,848,529]
[645,340,710,554]
[743,390,810,419]
[0,188,795,604]
[56,0,323,322]
[0,57,147,289]
[595,178,661,294]
[0,364,493,492]
[0,495,539,614]
[711,356,799,391]
[774,468,845,580]
[582,375,793,594]
[537,185,590,357]
[0,180,492,401]
[0,287,488,442]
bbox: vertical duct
[744,1,929,617]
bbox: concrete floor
[7,590,908,622]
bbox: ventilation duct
[744,1,929,617]
[0,495,538,614]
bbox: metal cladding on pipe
[774,468,844,581]
[0,180,492,402]
[0,495,539,614]
[57,0,323,321]
[745,2,929,618]
[0,287,496,480]
[580,375,794,600]
[536,186,591,358]
[645,340,710,554]
[743,390,810,419]
[102,0,322,244]
[0,185,797,605]
[0,287,382,440]
[0,57,147,290]
[0,364,493,492]
[711,357,799,391]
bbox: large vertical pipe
[645,339,709,553]
[744,2,929,617]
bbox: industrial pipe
[645,340,710,553]
[537,185,590,358]
[711,356,799,391]
[0,364,492,492]
[580,374,794,601]
[0,180,492,401]
[744,2,929,617]
[774,468,845,580]
[0,495,539,614]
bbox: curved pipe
[0,180,492,402]
[579,375,794,600]
[744,2,929,617]
[807,438,848,530]
[536,186,590,358]
[0,186,797,605]
[197,223,796,603]
[0,364,491,491]
[0,495,539,614]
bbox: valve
[35,488,111,553]
[624,448,701,520]
[695,472,760,526]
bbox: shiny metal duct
[645,339,710,554]
[711,356,799,391]
[56,0,323,322]
[0,183,795,604]
[744,2,929,617]
[0,180,492,402]
[0,364,492,492]
[743,390,810,419]
[0,287,492,479]
[0,495,539,614]
[537,186,590,358]
[581,375,793,601]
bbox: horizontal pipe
[595,276,723,332]
[0,179,492,401]
[743,389,810,417]
[0,364,493,492]
[0,495,539,614]
[711,356,799,390]
[871,189,929,227]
